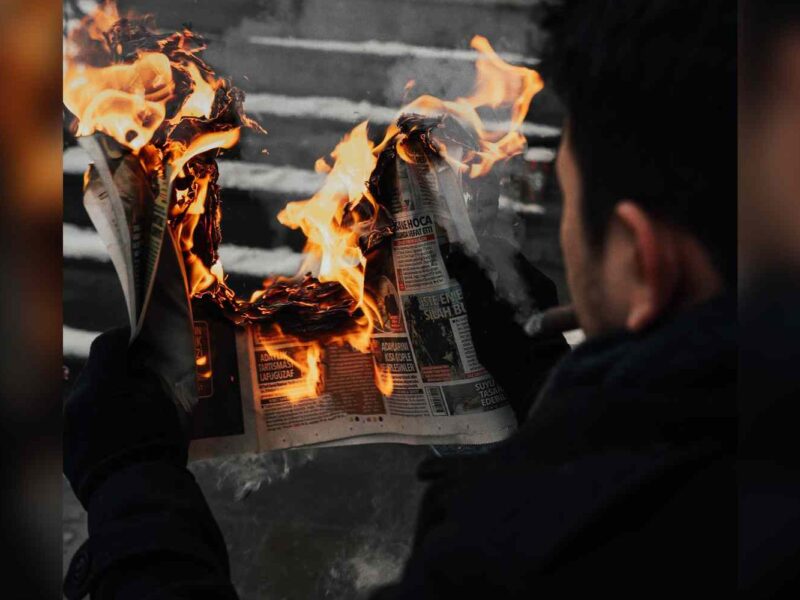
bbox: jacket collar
[516,294,737,460]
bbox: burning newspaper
[64,2,544,456]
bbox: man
[64,0,736,597]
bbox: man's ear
[613,201,679,332]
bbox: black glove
[444,240,569,422]
[63,327,188,508]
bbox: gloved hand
[64,327,188,508]
[444,239,569,422]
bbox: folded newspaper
[81,119,518,460]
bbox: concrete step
[64,261,128,332]
[112,0,556,111]
[119,0,543,52]
[203,36,561,113]
[64,221,305,279]
[64,169,309,250]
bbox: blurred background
[61,1,566,598]
[0,0,62,596]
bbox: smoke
[189,449,317,501]
[321,527,410,598]
[386,57,475,106]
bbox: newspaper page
[80,133,197,413]
[79,133,173,338]
[226,143,517,454]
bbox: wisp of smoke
[190,449,317,501]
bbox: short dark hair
[539,0,736,284]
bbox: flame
[63,1,245,170]
[64,0,260,307]
[261,122,390,399]
[278,123,375,305]
[277,121,382,354]
[464,35,544,177]
[257,333,323,403]
[66,6,539,404]
[168,128,241,181]
[376,35,543,178]
[373,361,394,396]
[64,53,172,151]
[169,62,221,123]
[263,35,542,399]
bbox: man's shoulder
[405,437,733,594]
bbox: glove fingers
[512,251,560,311]
[444,245,495,306]
[83,327,132,383]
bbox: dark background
[62,1,566,597]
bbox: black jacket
[373,294,736,597]
[65,295,736,598]
[739,273,800,596]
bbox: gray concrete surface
[63,444,430,598]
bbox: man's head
[541,0,736,337]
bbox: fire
[373,362,394,397]
[263,35,542,400]
[376,35,544,178]
[66,4,542,406]
[277,121,381,349]
[253,36,541,399]
[64,52,173,151]
[168,128,241,182]
[256,331,323,403]
[64,0,262,305]
[169,62,221,123]
[248,123,387,398]
[63,0,253,178]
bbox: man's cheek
[560,206,580,274]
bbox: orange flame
[66,5,540,403]
[464,35,544,177]
[168,128,241,181]
[269,35,542,398]
[373,361,394,397]
[376,35,543,177]
[256,331,323,403]
[169,62,222,123]
[266,122,392,399]
[63,1,243,175]
[64,53,173,151]
[64,1,259,305]
[277,121,382,354]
